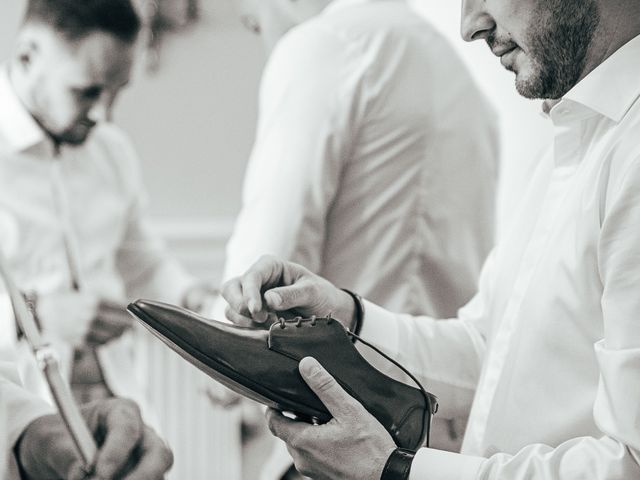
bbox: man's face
[27,31,134,145]
[461,0,600,99]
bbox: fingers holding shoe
[222,255,356,327]
[265,357,395,480]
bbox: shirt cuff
[359,300,400,353]
[410,448,485,480]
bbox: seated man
[0,360,172,479]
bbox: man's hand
[222,255,355,328]
[84,299,134,346]
[16,398,173,480]
[266,357,396,480]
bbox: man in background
[216,0,499,476]
[0,0,212,415]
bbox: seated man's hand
[222,255,355,328]
[267,357,396,480]
[84,299,134,346]
[16,397,173,480]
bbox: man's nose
[460,0,495,42]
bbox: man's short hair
[24,0,141,43]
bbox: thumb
[264,283,316,312]
[299,357,362,420]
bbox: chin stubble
[517,0,600,100]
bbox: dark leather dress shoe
[127,300,438,450]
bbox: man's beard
[41,120,97,146]
[518,0,600,99]
[55,124,96,146]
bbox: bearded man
[222,0,640,478]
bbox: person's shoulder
[315,1,441,44]
[274,17,344,61]
[266,19,355,84]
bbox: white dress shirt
[218,0,499,319]
[0,361,54,479]
[361,34,640,479]
[0,65,195,415]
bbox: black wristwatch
[380,448,416,480]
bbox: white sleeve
[409,159,640,479]
[359,249,498,420]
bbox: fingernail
[248,299,258,313]
[299,357,320,376]
[265,291,282,308]
[254,310,268,323]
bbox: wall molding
[148,216,235,281]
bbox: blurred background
[0,0,552,478]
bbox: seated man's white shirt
[361,34,640,479]
[0,65,195,417]
[0,361,54,479]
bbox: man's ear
[15,39,38,73]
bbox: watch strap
[380,448,416,480]
[340,288,364,337]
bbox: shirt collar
[0,64,49,154]
[547,34,640,123]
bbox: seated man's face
[27,30,134,145]
[461,0,600,99]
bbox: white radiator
[146,217,243,480]
[146,339,242,480]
